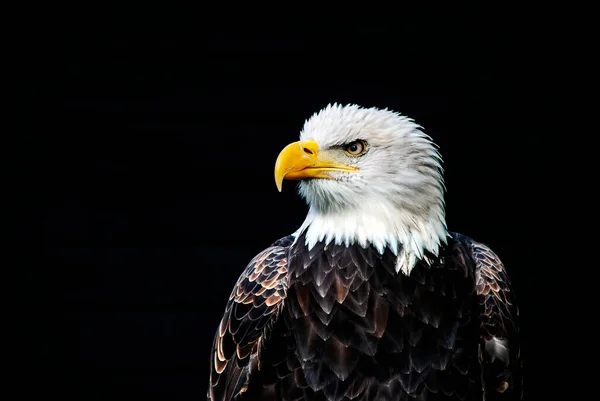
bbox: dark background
[15,10,563,401]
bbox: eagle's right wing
[207,236,292,401]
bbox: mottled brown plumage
[208,236,292,400]
[207,233,522,400]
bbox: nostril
[303,148,314,155]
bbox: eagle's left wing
[207,237,291,401]
[470,239,524,400]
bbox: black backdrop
[15,15,561,401]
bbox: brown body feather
[208,233,522,401]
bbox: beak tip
[275,177,283,192]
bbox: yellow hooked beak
[274,140,358,192]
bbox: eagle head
[274,103,448,274]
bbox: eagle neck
[293,203,448,275]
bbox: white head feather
[293,103,448,275]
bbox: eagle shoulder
[207,236,292,401]
[452,232,524,400]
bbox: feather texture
[208,236,293,401]
[208,233,522,400]
[459,233,524,400]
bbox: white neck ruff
[293,202,448,275]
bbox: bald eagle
[207,104,522,401]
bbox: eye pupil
[350,144,358,151]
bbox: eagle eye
[343,140,368,156]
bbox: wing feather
[469,239,524,400]
[207,237,291,401]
